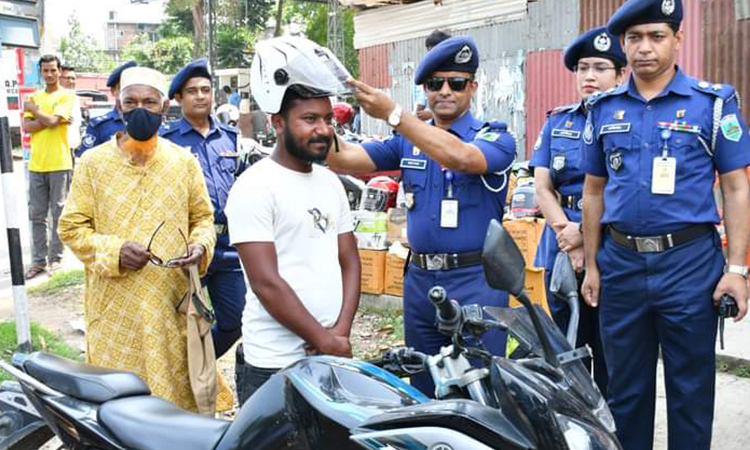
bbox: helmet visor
[287,46,353,97]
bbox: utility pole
[0,44,31,353]
[327,0,344,63]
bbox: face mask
[123,108,162,141]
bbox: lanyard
[444,168,454,198]
[660,129,672,159]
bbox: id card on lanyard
[652,129,676,195]
[441,169,459,228]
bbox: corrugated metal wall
[579,0,704,79]
[359,0,580,157]
[524,50,579,158]
[703,0,750,124]
[359,44,391,88]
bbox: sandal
[24,264,47,280]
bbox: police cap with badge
[563,26,626,72]
[106,61,138,89]
[415,35,479,85]
[169,58,211,100]
[607,0,683,36]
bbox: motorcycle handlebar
[367,348,428,377]
[428,286,461,333]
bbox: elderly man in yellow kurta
[58,67,215,412]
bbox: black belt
[559,195,583,211]
[607,224,713,253]
[410,251,482,271]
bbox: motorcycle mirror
[482,219,526,297]
[550,252,577,298]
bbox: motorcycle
[0,219,620,449]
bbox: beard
[121,134,159,161]
[284,127,331,163]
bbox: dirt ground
[18,287,750,450]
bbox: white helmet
[216,103,240,125]
[251,36,352,114]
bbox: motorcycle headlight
[554,413,620,450]
[592,396,617,434]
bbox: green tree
[121,34,193,75]
[215,25,255,69]
[58,14,115,73]
[283,3,359,78]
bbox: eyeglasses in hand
[146,221,189,268]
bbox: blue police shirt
[363,111,516,254]
[583,67,750,235]
[529,103,587,198]
[77,109,125,156]
[159,116,239,228]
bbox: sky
[42,0,166,52]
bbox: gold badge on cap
[662,0,675,15]
[676,109,686,118]
[614,110,625,120]
[455,45,472,64]
[593,33,611,52]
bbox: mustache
[309,136,332,145]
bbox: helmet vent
[274,69,289,86]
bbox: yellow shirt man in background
[21,54,74,279]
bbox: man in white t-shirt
[225,83,361,404]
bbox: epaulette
[585,86,621,109]
[547,103,578,117]
[158,121,178,136]
[477,120,509,142]
[89,114,110,126]
[218,122,239,135]
[693,80,738,103]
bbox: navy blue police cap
[564,26,626,71]
[608,0,683,36]
[169,58,211,100]
[415,36,479,85]
[106,61,138,88]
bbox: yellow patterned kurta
[58,136,215,412]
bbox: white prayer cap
[120,67,167,98]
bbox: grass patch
[717,359,750,379]
[27,269,84,296]
[0,321,82,381]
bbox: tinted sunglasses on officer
[424,76,474,92]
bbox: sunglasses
[146,221,189,268]
[424,76,473,92]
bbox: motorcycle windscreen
[484,305,604,409]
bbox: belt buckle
[634,236,663,253]
[426,254,446,271]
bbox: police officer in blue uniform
[160,58,247,358]
[530,26,626,396]
[581,1,750,448]
[77,61,137,156]
[327,36,516,395]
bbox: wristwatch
[387,104,403,128]
[725,264,749,279]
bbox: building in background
[104,9,160,62]
[347,0,748,160]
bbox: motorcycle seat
[24,352,150,403]
[99,396,230,450]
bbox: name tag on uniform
[400,158,427,170]
[440,198,459,228]
[551,129,581,139]
[600,123,631,135]
[652,157,676,195]
[220,150,239,158]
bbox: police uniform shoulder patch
[82,134,96,147]
[720,114,743,142]
[533,131,543,151]
[583,117,594,145]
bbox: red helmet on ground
[362,176,399,212]
[333,102,354,126]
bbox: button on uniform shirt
[583,68,750,235]
[160,117,239,233]
[78,109,126,156]
[362,111,516,253]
